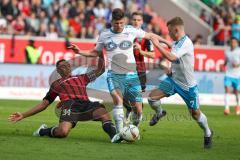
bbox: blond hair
[167,17,184,27]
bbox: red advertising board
[0,36,225,71]
[194,47,225,71]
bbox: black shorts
[58,99,107,128]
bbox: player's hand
[67,43,80,54]
[8,112,24,123]
[164,68,172,76]
[133,42,141,50]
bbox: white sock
[148,98,162,114]
[224,93,230,109]
[131,112,142,127]
[113,105,124,133]
[197,112,211,137]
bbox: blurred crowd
[0,0,169,40]
[200,0,240,45]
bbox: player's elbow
[168,56,178,62]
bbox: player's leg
[33,121,73,138]
[110,90,124,133]
[130,101,143,127]
[233,78,240,115]
[51,122,73,138]
[33,100,76,138]
[224,76,232,115]
[107,74,125,133]
[126,75,143,127]
[123,97,132,124]
[90,104,117,140]
[189,108,213,149]
[138,71,147,92]
[177,84,213,148]
[148,89,167,126]
[148,77,174,126]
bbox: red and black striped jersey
[134,38,154,72]
[43,71,96,104]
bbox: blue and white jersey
[171,35,197,90]
[95,25,145,74]
[225,47,240,78]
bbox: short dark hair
[167,17,184,27]
[230,37,239,45]
[131,11,143,18]
[56,59,66,67]
[230,36,239,41]
[112,8,125,21]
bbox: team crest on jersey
[105,42,118,51]
[119,40,132,50]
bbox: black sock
[39,127,55,137]
[102,121,116,139]
[124,104,132,112]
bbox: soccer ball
[121,125,140,142]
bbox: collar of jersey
[175,35,187,45]
[110,27,125,34]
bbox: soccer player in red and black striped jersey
[9,53,119,142]
[123,12,156,123]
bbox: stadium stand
[200,0,240,45]
[0,0,168,40]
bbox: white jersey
[225,47,240,78]
[171,35,197,90]
[95,25,145,74]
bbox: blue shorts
[107,71,142,102]
[224,76,240,90]
[159,77,199,110]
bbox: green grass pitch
[0,99,239,160]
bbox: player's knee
[148,98,161,107]
[190,110,199,120]
[100,111,111,122]
[111,93,123,105]
[56,128,70,138]
[95,105,111,121]
[101,114,111,122]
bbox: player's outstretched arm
[133,42,155,58]
[67,43,99,57]
[8,99,50,123]
[144,32,172,48]
[95,51,105,77]
[151,37,177,62]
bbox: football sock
[39,127,56,137]
[131,111,142,127]
[224,93,230,109]
[197,112,211,137]
[102,120,117,139]
[148,98,163,114]
[236,93,240,106]
[113,105,124,133]
[123,101,132,113]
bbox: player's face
[230,39,239,49]
[132,15,143,28]
[167,25,178,41]
[57,61,71,77]
[112,18,125,33]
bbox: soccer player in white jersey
[67,8,157,135]
[222,37,240,115]
[148,17,213,149]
